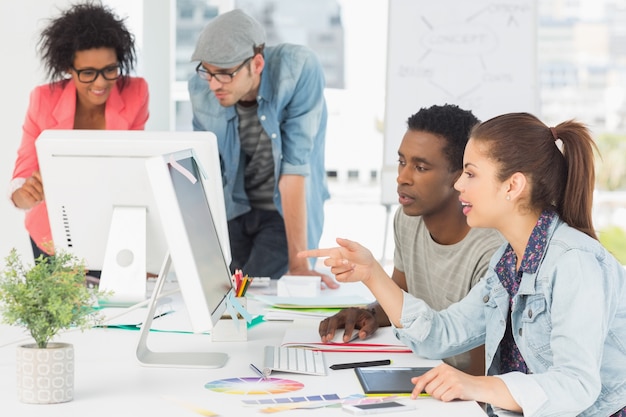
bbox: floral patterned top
[495,210,556,374]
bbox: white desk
[0,282,487,416]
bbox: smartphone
[341,401,416,415]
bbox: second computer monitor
[36,129,228,306]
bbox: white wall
[0,0,76,267]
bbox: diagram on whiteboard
[381,0,537,204]
[394,3,533,111]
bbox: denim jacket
[188,43,329,250]
[394,217,626,416]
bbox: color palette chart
[241,393,406,413]
[242,393,341,405]
[204,377,304,395]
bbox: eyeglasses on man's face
[195,57,253,84]
[71,64,121,83]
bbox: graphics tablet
[354,366,432,394]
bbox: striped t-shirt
[236,102,276,210]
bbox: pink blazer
[12,77,149,253]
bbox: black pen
[329,359,391,370]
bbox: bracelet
[7,177,27,209]
[8,177,26,200]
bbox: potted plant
[0,248,105,404]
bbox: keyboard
[262,346,327,376]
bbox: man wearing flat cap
[189,9,336,288]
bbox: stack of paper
[281,320,413,353]
[251,294,372,309]
[263,306,341,321]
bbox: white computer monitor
[35,130,229,306]
[136,148,237,368]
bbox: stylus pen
[249,363,269,379]
[329,359,391,370]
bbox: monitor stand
[135,253,229,368]
[98,206,148,307]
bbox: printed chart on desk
[205,377,304,395]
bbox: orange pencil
[240,276,251,296]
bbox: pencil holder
[211,297,248,342]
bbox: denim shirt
[188,43,330,250]
[393,217,626,417]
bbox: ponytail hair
[470,113,598,239]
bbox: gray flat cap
[191,9,266,68]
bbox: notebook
[354,366,432,394]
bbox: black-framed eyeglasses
[71,65,121,83]
[195,57,253,84]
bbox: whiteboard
[381,0,538,204]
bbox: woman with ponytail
[300,113,626,416]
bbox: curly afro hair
[406,104,480,173]
[38,1,136,88]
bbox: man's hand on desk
[318,307,379,343]
[286,267,340,290]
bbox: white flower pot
[16,342,74,404]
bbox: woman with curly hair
[9,1,149,259]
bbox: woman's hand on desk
[410,363,522,413]
[411,363,479,401]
